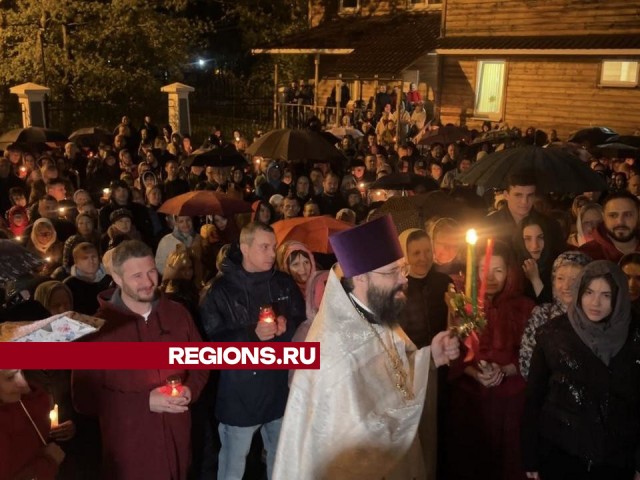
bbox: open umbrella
[326,127,364,139]
[69,127,113,149]
[417,125,471,146]
[272,216,351,254]
[158,191,252,217]
[186,145,247,168]
[605,135,640,148]
[567,127,617,148]
[245,128,347,164]
[0,240,44,282]
[0,127,68,151]
[369,173,439,192]
[596,143,638,158]
[371,190,470,232]
[471,128,519,145]
[460,146,608,193]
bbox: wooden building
[253,0,444,124]
[437,0,640,138]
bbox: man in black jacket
[199,221,306,480]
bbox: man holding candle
[273,215,460,480]
[72,240,208,480]
[200,221,306,480]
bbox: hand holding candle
[49,404,59,428]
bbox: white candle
[49,404,59,428]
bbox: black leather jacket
[199,244,306,426]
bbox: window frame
[599,60,639,88]
[473,59,507,120]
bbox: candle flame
[59,207,66,214]
[359,183,365,188]
[171,386,180,397]
[15,236,21,242]
[45,257,51,262]
[103,188,111,195]
[466,229,478,245]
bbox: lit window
[600,61,639,87]
[474,60,506,118]
[340,0,359,11]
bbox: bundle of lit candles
[464,229,494,314]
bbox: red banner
[0,342,321,370]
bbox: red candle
[478,238,494,310]
[165,375,182,397]
[259,305,275,324]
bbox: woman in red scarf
[446,241,535,480]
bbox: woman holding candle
[26,218,64,276]
[447,240,535,480]
[522,261,640,480]
[0,369,65,480]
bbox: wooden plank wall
[439,56,640,139]
[444,0,640,36]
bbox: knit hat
[330,215,403,277]
[109,208,133,224]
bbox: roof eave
[251,48,354,55]
[436,48,640,56]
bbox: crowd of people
[1,107,640,480]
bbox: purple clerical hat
[329,214,403,277]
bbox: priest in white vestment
[273,215,460,480]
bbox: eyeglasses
[371,264,410,278]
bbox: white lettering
[299,346,317,365]
[168,347,184,364]
[283,347,299,365]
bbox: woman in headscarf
[522,261,640,480]
[26,218,64,276]
[519,251,592,379]
[567,202,603,247]
[34,280,73,315]
[155,215,203,286]
[447,240,535,480]
[277,241,316,297]
[6,205,28,239]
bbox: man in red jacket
[580,191,640,262]
[72,240,208,480]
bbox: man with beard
[580,191,640,262]
[273,215,460,480]
[72,240,208,480]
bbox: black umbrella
[186,145,247,168]
[369,173,439,192]
[459,146,608,193]
[0,240,44,282]
[567,127,617,148]
[0,127,68,150]
[605,135,640,148]
[245,128,347,164]
[470,129,519,145]
[69,127,113,149]
[417,125,471,146]
[596,142,638,158]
